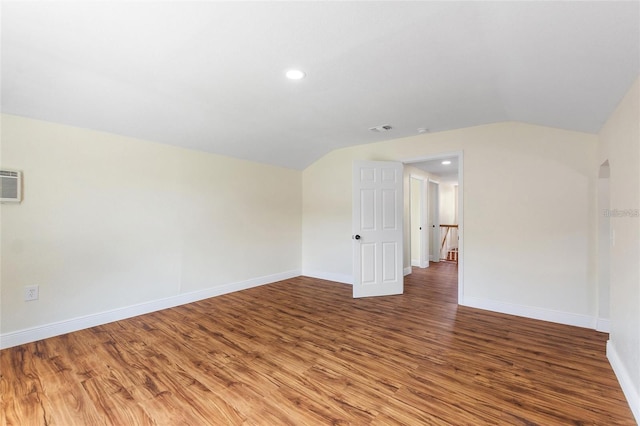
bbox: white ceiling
[2,1,638,170]
[411,157,459,184]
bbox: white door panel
[353,161,404,298]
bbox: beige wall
[439,183,457,226]
[302,122,598,324]
[598,77,640,421]
[0,114,302,336]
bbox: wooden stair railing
[439,224,459,263]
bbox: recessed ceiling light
[441,160,452,165]
[285,69,306,80]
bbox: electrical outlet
[24,285,39,301]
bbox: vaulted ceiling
[2,1,638,169]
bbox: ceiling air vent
[369,124,392,133]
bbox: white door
[410,177,422,267]
[352,161,404,298]
[428,180,440,262]
[410,177,428,268]
[421,180,429,267]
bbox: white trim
[456,152,464,304]
[302,267,414,285]
[595,318,611,333]
[0,269,301,350]
[401,152,461,164]
[607,340,640,423]
[302,270,353,285]
[411,260,428,269]
[461,296,595,329]
[411,259,429,268]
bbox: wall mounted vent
[0,170,23,203]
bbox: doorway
[405,152,463,303]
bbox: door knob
[354,234,361,240]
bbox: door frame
[403,151,464,304]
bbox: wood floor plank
[1,262,636,425]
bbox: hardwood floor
[1,262,635,425]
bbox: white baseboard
[0,269,301,350]
[607,340,640,424]
[411,259,421,267]
[302,270,353,285]
[302,268,412,283]
[461,296,596,329]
